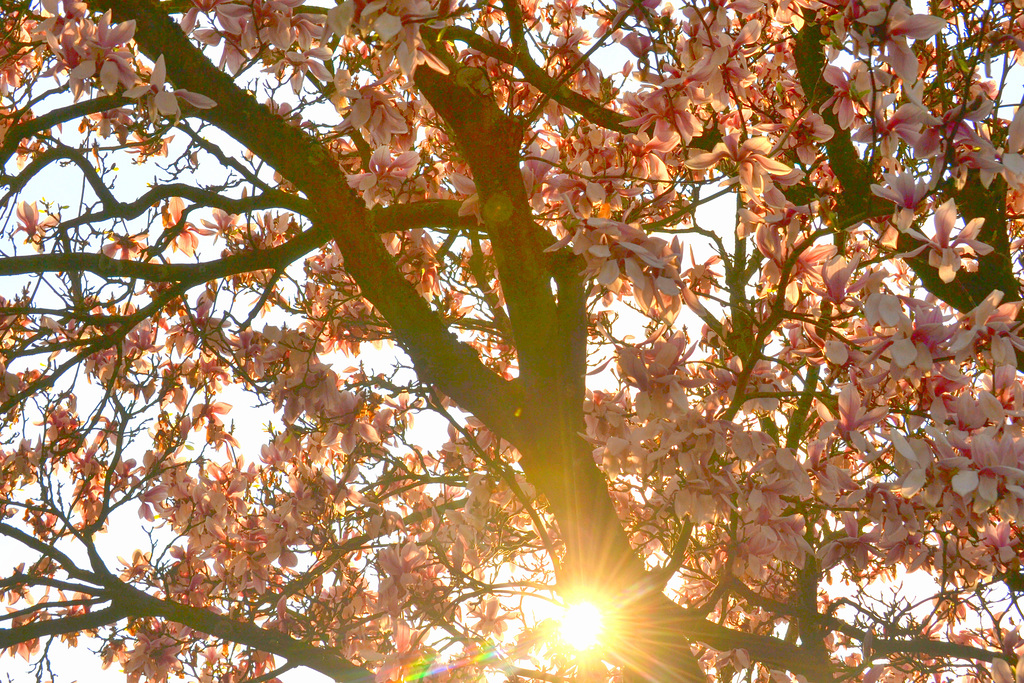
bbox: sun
[559,602,604,651]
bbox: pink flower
[125,55,216,122]
[686,135,791,197]
[376,618,422,683]
[625,127,680,185]
[122,629,183,683]
[822,64,874,130]
[870,172,930,209]
[620,31,653,59]
[816,254,862,304]
[999,106,1024,188]
[267,47,332,94]
[857,2,947,81]
[379,542,428,587]
[101,232,146,260]
[200,208,240,236]
[68,12,137,95]
[854,101,935,158]
[835,384,887,439]
[817,512,880,570]
[983,522,1018,565]
[870,171,931,230]
[336,76,411,147]
[884,6,948,41]
[14,201,57,251]
[470,598,511,636]
[346,147,420,207]
[900,199,992,283]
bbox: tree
[2,0,1024,680]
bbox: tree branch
[90,0,526,494]
[103,580,376,682]
[0,605,129,652]
[0,523,103,585]
[414,58,561,387]
[0,200,470,283]
[0,95,128,167]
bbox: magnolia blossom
[821,64,874,130]
[899,199,992,283]
[125,55,216,122]
[854,100,936,159]
[855,1,948,82]
[33,9,138,98]
[685,135,792,197]
[121,629,184,683]
[65,13,137,95]
[625,127,680,186]
[14,201,57,251]
[346,147,420,207]
[470,598,511,637]
[331,0,448,77]
[268,46,332,94]
[101,232,146,260]
[336,73,411,147]
[870,171,932,230]
[622,74,705,144]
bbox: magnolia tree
[3,0,1024,681]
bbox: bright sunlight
[559,602,604,651]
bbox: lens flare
[559,602,604,651]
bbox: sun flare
[559,602,604,651]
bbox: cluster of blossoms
[5,0,1024,681]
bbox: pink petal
[752,154,792,175]
[175,89,217,109]
[108,19,136,45]
[1008,107,1024,151]
[154,90,179,116]
[933,199,957,243]
[151,55,167,87]
[684,150,724,170]
[891,14,947,40]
